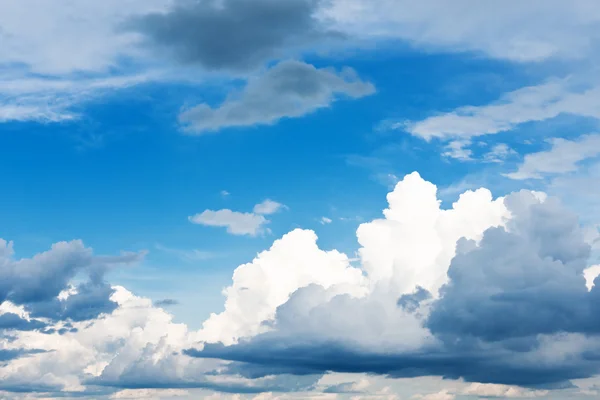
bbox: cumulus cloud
[506,134,600,180]
[197,229,367,345]
[188,199,286,236]
[178,60,375,134]
[4,172,600,397]
[0,238,145,328]
[187,173,600,388]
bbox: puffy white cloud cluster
[2,172,600,398]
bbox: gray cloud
[179,60,375,134]
[131,0,333,72]
[0,313,48,332]
[0,239,145,328]
[186,192,600,388]
[154,299,179,307]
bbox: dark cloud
[29,282,118,322]
[0,313,47,332]
[154,298,179,307]
[130,0,334,72]
[178,60,375,133]
[0,239,145,330]
[0,348,47,363]
[186,192,600,388]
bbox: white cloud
[483,143,517,163]
[584,265,600,291]
[461,383,548,398]
[406,82,600,140]
[324,0,600,63]
[442,139,473,161]
[253,200,286,215]
[110,388,189,399]
[0,71,164,123]
[412,390,454,400]
[198,229,367,345]
[189,199,286,237]
[506,134,600,179]
[0,0,170,75]
[3,172,600,397]
[154,244,216,262]
[320,217,333,225]
[188,209,268,237]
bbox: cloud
[405,82,600,140]
[0,0,169,75]
[324,0,600,63]
[320,217,333,225]
[483,143,517,163]
[253,200,286,215]
[186,173,600,388]
[110,388,189,399]
[188,199,287,236]
[131,0,333,73]
[461,383,548,398]
[506,134,600,179]
[189,210,268,236]
[154,244,216,262]
[4,173,600,397]
[154,299,179,307]
[442,140,473,161]
[0,72,160,123]
[197,229,367,345]
[0,238,145,325]
[178,60,375,134]
[412,390,454,400]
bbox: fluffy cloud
[0,238,145,330]
[4,172,600,397]
[461,383,548,398]
[197,229,367,345]
[187,173,600,388]
[506,134,600,179]
[178,60,375,134]
[188,199,286,236]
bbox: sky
[1,0,600,399]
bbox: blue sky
[2,1,600,399]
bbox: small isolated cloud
[179,60,375,134]
[189,199,287,236]
[189,209,268,236]
[483,143,517,163]
[442,139,473,161]
[320,217,333,225]
[253,199,286,215]
[154,299,179,307]
[221,190,231,198]
[506,133,600,179]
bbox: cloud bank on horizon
[2,0,600,399]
